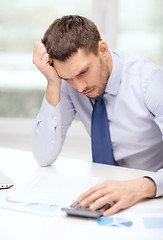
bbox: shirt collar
[105,50,122,96]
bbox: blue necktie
[91,94,114,165]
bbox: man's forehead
[55,62,89,80]
[53,50,91,79]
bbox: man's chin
[88,91,105,99]
[80,88,105,99]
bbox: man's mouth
[82,88,95,96]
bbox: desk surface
[0,147,163,240]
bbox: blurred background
[0,0,163,159]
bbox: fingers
[79,188,108,207]
[78,181,109,202]
[77,179,144,217]
[103,202,123,216]
[32,41,56,80]
[32,41,61,107]
[42,52,50,65]
[78,181,114,210]
[78,184,122,216]
[79,188,125,217]
[89,194,115,210]
[33,41,49,68]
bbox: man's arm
[31,97,63,166]
[142,69,163,197]
[31,42,75,166]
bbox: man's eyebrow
[58,66,88,80]
[76,67,88,76]
[58,74,69,80]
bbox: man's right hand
[33,41,62,107]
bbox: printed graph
[97,217,133,227]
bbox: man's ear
[98,41,109,60]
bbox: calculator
[61,201,113,219]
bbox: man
[32,15,163,216]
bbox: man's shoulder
[113,50,161,78]
[110,50,142,70]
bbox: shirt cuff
[144,169,163,197]
[37,96,61,128]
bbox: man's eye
[81,71,87,75]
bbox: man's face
[53,46,111,99]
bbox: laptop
[0,171,14,189]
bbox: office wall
[0,0,162,118]
[0,0,162,152]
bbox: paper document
[61,205,163,240]
[0,172,99,216]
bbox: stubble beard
[89,72,109,99]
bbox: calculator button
[70,201,79,208]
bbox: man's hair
[42,15,102,61]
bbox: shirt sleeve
[144,169,163,197]
[31,82,76,166]
[143,68,163,197]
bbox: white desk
[0,147,163,240]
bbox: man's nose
[73,78,87,93]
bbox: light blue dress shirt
[32,50,163,197]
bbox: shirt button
[112,143,116,147]
[53,116,57,120]
[50,140,54,144]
